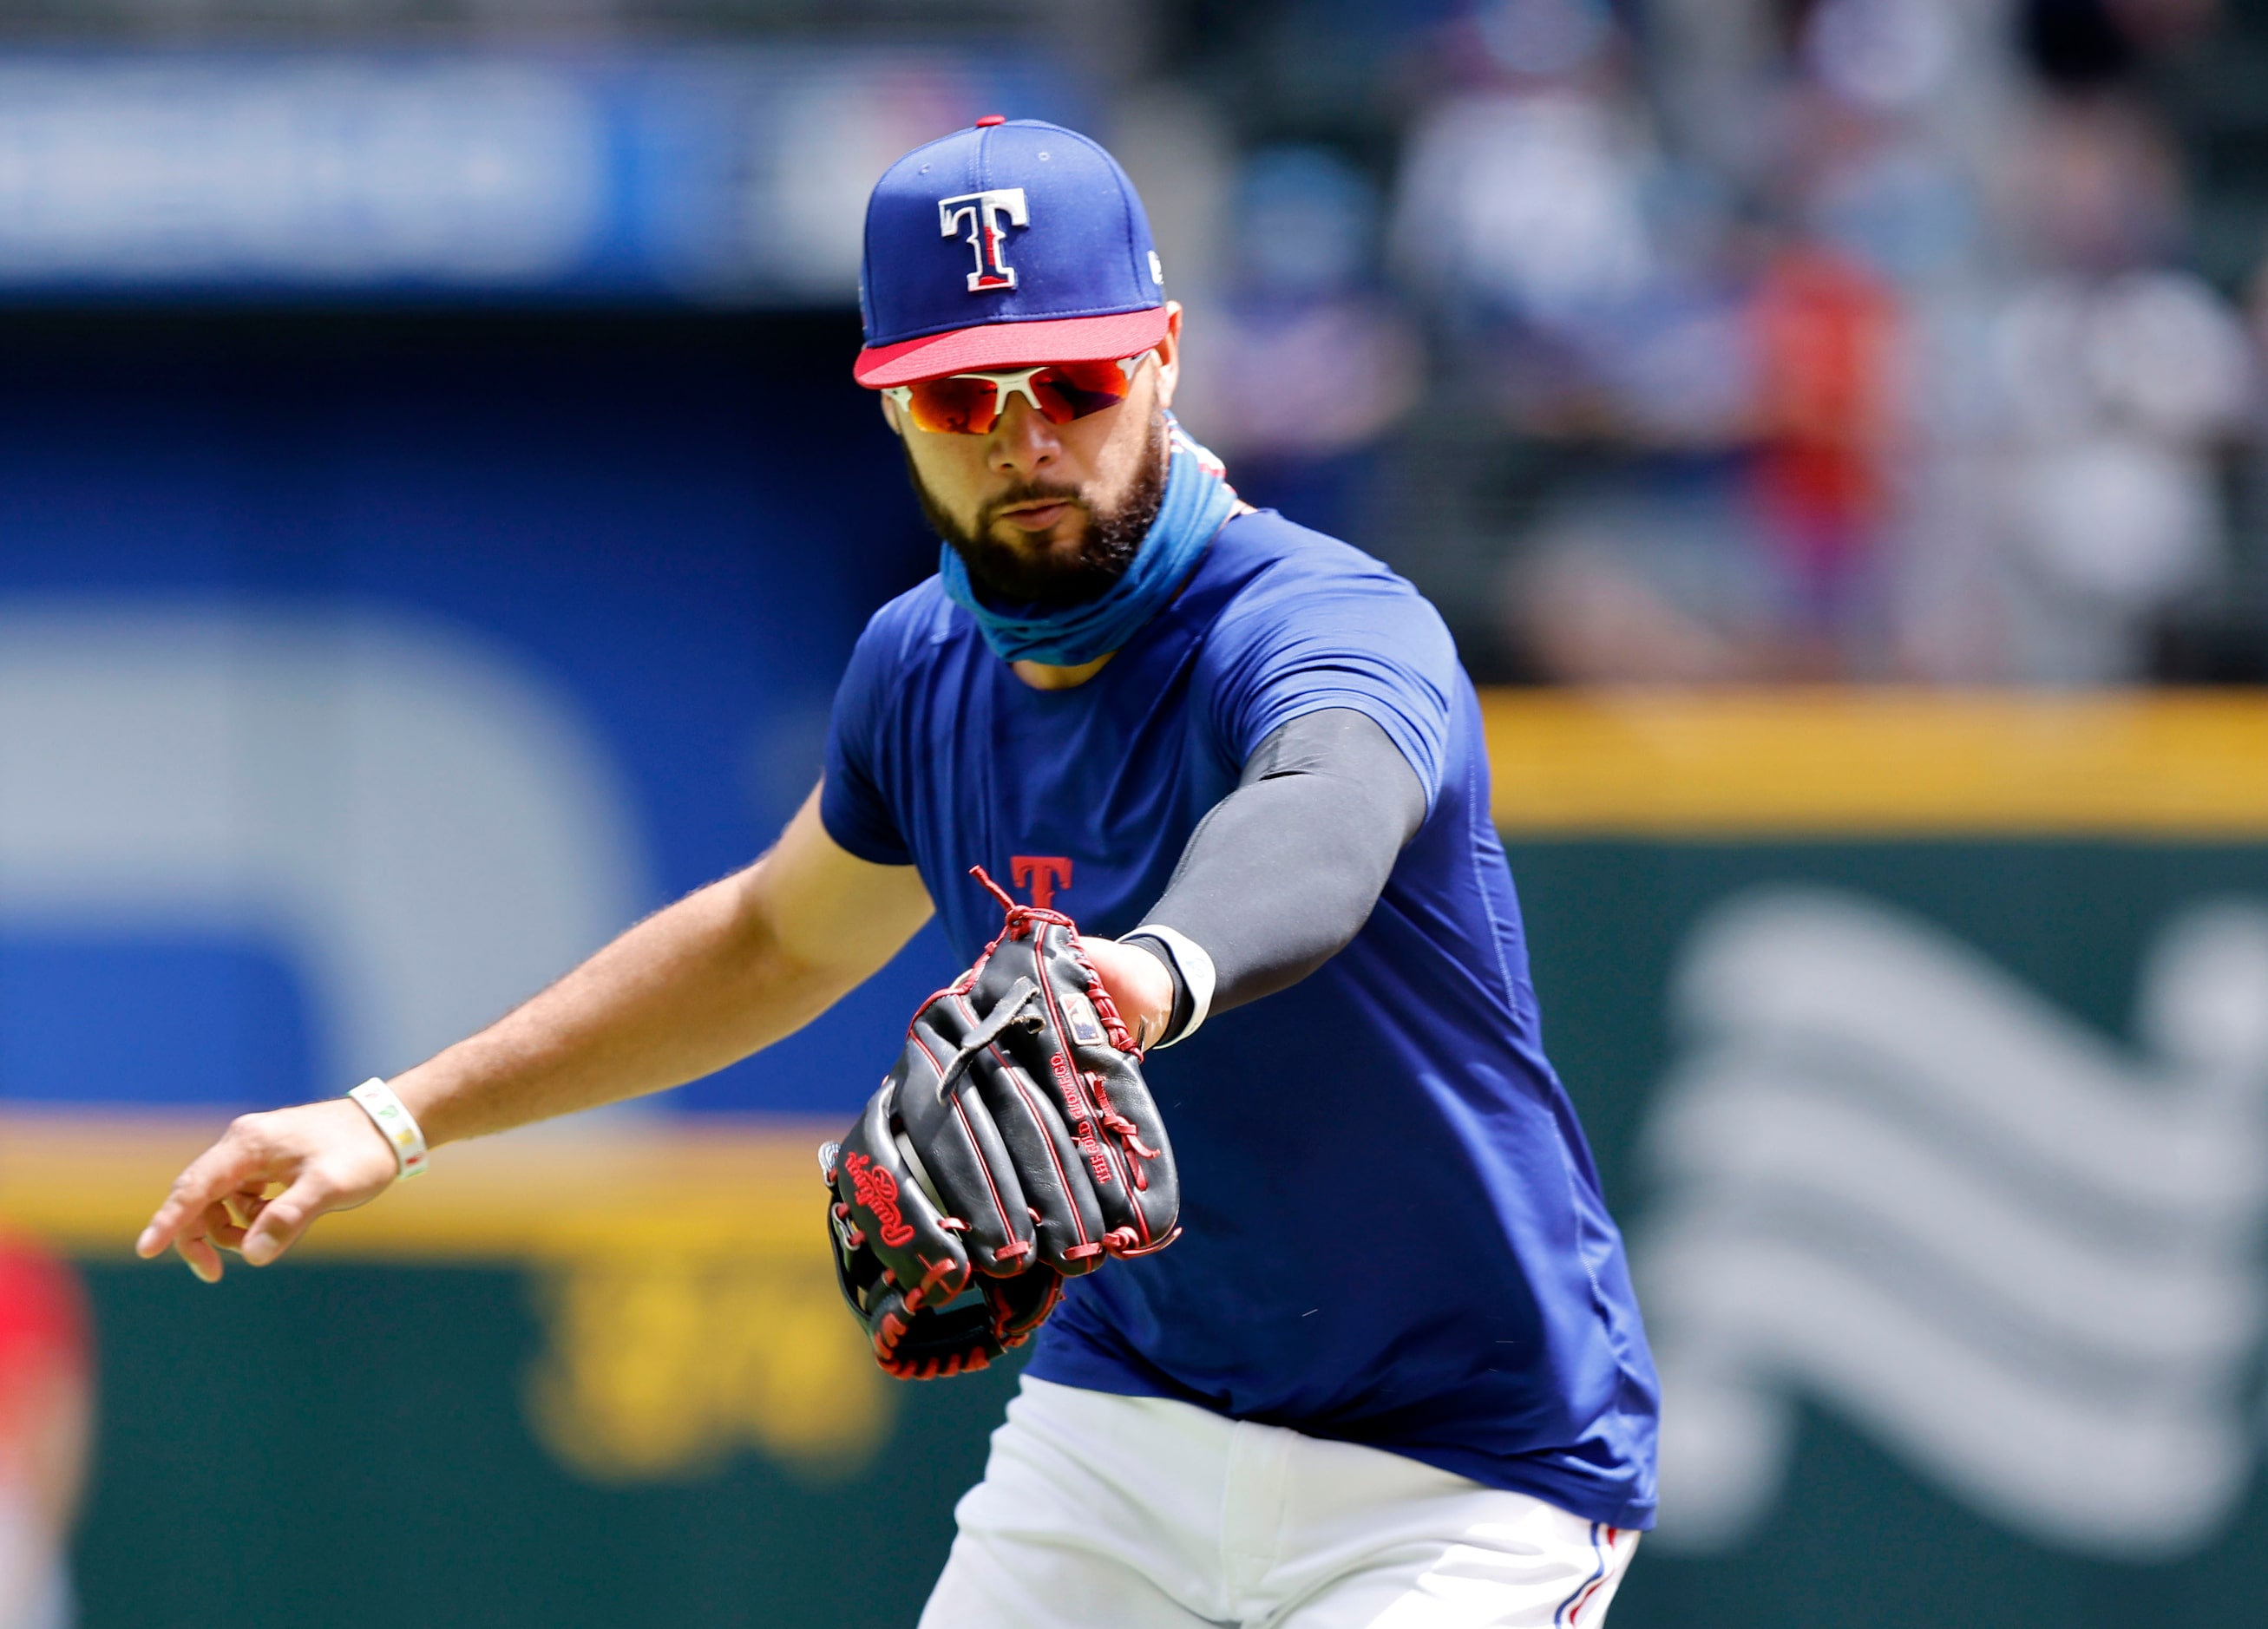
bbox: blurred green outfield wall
[1524,839,2268,1629]
[33,693,2268,1627]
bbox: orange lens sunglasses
[884,351,1150,435]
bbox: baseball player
[139,119,1657,1626]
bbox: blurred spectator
[1390,0,1670,429]
[1503,489,1785,684]
[1391,0,1767,678]
[1979,95,2252,681]
[0,1237,88,1629]
[1111,80,1237,310]
[1177,145,1421,536]
[1746,241,1903,664]
[1397,0,1927,678]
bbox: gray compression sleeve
[1124,709,1426,1037]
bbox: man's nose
[987,395,1062,479]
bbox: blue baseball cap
[852,116,1170,389]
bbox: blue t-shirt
[822,510,1658,1529]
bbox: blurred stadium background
[1,0,2266,1624]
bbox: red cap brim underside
[853,307,1170,388]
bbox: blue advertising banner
[0,311,960,1114]
[0,48,1081,302]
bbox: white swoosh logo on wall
[0,600,649,1094]
[1635,888,2268,1560]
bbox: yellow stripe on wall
[0,1109,836,1261]
[1481,689,2268,836]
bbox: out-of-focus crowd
[1145,0,2268,684]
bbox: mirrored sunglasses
[883,352,1150,435]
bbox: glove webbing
[929,976,1044,1104]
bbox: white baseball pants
[921,1377,1638,1629]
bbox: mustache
[980,483,1088,527]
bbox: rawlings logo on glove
[842,1152,914,1248]
[820,867,1183,1380]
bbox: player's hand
[134,1099,401,1283]
[1076,935,1177,1051]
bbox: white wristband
[346,1078,430,1180]
[1124,924,1216,1047]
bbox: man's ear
[879,391,903,438]
[1155,302,1183,412]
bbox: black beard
[908,413,1170,607]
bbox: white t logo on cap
[939,188,1028,293]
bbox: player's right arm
[134,782,932,1282]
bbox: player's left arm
[1082,708,1426,1048]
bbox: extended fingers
[137,1139,266,1259]
[139,1102,402,1280]
[167,1174,320,1275]
[174,1233,225,1285]
[241,1171,334,1267]
[161,1196,251,1284]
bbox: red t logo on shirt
[1010,854,1072,909]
